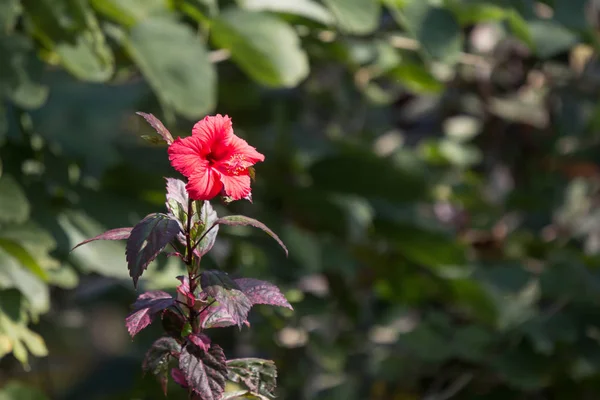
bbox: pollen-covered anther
[224,154,249,176]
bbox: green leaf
[0,0,22,34]
[388,62,443,94]
[215,215,288,256]
[58,211,129,279]
[226,358,277,398]
[391,2,462,64]
[322,0,381,35]
[238,0,334,25]
[506,9,533,48]
[211,9,309,87]
[0,381,49,400]
[126,213,181,287]
[0,290,48,367]
[0,239,48,281]
[0,248,49,314]
[90,0,171,27]
[528,20,578,59]
[0,175,30,224]
[22,0,115,82]
[127,17,216,119]
[0,35,48,109]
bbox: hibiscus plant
[73,113,291,400]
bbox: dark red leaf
[235,278,293,310]
[189,333,211,352]
[71,227,133,251]
[136,112,174,145]
[126,291,175,337]
[171,367,188,388]
[142,336,180,395]
[126,213,181,287]
[226,358,277,398]
[162,309,185,338]
[179,342,227,400]
[215,216,287,256]
[176,275,196,307]
[197,302,239,329]
[200,270,251,328]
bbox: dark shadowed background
[2,0,600,399]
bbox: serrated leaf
[215,216,287,256]
[125,291,175,337]
[137,112,174,145]
[200,270,252,328]
[0,175,30,224]
[238,0,333,25]
[194,201,219,257]
[0,239,48,281]
[71,227,133,251]
[127,17,216,119]
[235,278,292,310]
[322,0,380,35]
[126,213,181,287]
[143,336,181,396]
[198,302,238,329]
[179,342,227,400]
[226,358,277,398]
[211,9,308,87]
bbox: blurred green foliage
[2,0,600,398]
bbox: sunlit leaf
[235,278,292,310]
[200,270,252,328]
[322,0,380,35]
[127,17,216,119]
[238,0,333,25]
[226,358,277,398]
[211,9,309,87]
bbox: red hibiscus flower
[168,114,264,201]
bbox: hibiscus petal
[186,164,222,201]
[191,114,233,154]
[227,135,265,164]
[220,174,251,201]
[168,136,206,177]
